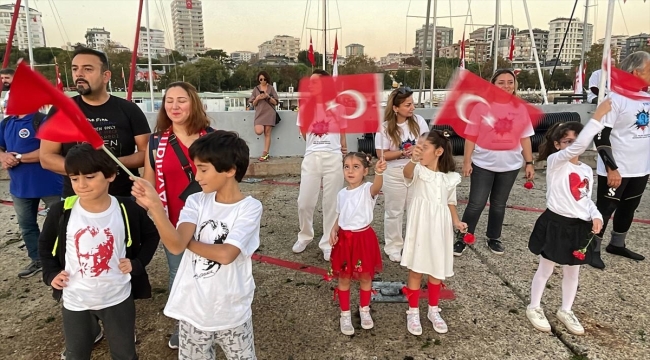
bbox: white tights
[528,257,580,312]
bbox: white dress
[400,164,462,280]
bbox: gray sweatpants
[178,317,256,360]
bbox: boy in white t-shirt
[132,130,262,360]
[39,144,159,360]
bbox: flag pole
[523,0,548,104]
[24,0,34,70]
[145,0,156,111]
[598,0,615,105]
[428,0,438,107]
[100,145,137,178]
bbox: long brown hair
[383,88,421,149]
[423,130,455,173]
[155,82,210,135]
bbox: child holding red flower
[329,152,386,336]
[525,99,611,336]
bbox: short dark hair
[0,68,15,76]
[312,69,330,76]
[65,143,118,178]
[189,130,249,182]
[256,70,271,83]
[72,47,109,72]
[537,121,584,162]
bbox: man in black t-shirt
[40,47,151,197]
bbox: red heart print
[568,172,589,201]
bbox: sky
[30,0,650,58]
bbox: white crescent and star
[325,90,367,119]
[455,94,495,127]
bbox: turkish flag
[435,69,542,151]
[186,0,192,9]
[308,36,315,67]
[609,66,650,101]
[6,61,104,149]
[55,64,64,92]
[298,73,383,134]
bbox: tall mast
[579,0,590,72]
[145,0,155,109]
[127,0,144,101]
[493,0,500,72]
[428,0,437,105]
[598,0,615,105]
[418,0,432,105]
[323,0,327,70]
[24,0,34,69]
[523,0,548,104]
[2,1,22,69]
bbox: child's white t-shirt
[336,182,377,230]
[164,192,262,331]
[63,196,131,311]
[375,114,429,168]
[297,105,346,156]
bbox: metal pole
[523,0,548,104]
[145,0,155,110]
[579,0,590,72]
[418,0,432,105]
[598,0,615,104]
[2,0,22,69]
[24,0,34,69]
[428,0,437,106]
[127,0,144,101]
[64,63,69,88]
[549,0,578,81]
[493,0,500,72]
[322,0,327,70]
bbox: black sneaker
[453,240,466,257]
[605,244,645,261]
[487,239,505,255]
[18,260,42,278]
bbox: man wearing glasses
[39,47,151,198]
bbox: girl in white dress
[401,130,467,336]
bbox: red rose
[524,181,534,190]
[463,233,476,245]
[403,143,412,150]
[572,250,585,260]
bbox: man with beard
[0,68,14,114]
[40,47,151,198]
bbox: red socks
[403,286,420,308]
[360,289,371,307]
[428,282,441,307]
[338,289,350,311]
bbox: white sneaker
[292,239,312,253]
[427,306,448,334]
[340,311,355,335]
[406,308,422,336]
[323,249,331,261]
[526,307,551,332]
[388,253,402,262]
[556,309,584,335]
[359,306,374,330]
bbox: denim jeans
[164,246,184,291]
[12,195,61,261]
[461,164,519,240]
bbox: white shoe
[526,307,551,333]
[556,309,584,335]
[323,249,331,261]
[427,306,448,334]
[388,253,402,262]
[292,239,312,253]
[359,306,374,330]
[406,308,422,336]
[340,311,355,335]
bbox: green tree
[340,55,380,75]
[297,50,323,68]
[0,45,27,68]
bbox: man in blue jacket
[0,112,63,278]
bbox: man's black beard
[75,81,92,96]
[2,83,10,91]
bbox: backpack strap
[32,112,46,132]
[148,132,161,170]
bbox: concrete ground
[0,154,648,360]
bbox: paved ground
[0,156,648,359]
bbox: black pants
[596,175,649,237]
[461,164,519,240]
[62,295,137,360]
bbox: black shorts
[597,174,649,202]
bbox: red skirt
[330,227,383,280]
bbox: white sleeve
[522,107,535,137]
[546,120,605,170]
[587,200,603,221]
[296,113,300,127]
[224,199,263,257]
[335,191,342,214]
[416,115,430,135]
[177,193,202,227]
[375,129,390,150]
[446,172,462,205]
[588,71,600,88]
[404,164,419,187]
[600,94,621,129]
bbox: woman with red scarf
[143,81,213,350]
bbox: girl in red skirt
[329,152,387,335]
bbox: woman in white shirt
[375,87,429,262]
[454,69,535,256]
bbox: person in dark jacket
[38,144,159,360]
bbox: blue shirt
[0,114,63,198]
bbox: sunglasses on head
[397,87,412,95]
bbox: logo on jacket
[634,110,649,130]
[18,128,30,138]
[74,226,115,277]
[192,220,229,279]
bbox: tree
[340,55,380,75]
[403,57,421,66]
[297,50,323,68]
[0,45,27,68]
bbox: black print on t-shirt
[192,220,228,279]
[88,117,120,150]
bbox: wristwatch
[525,161,534,166]
[15,154,22,161]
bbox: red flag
[332,35,339,76]
[55,64,64,92]
[459,32,466,69]
[308,36,315,66]
[508,32,515,61]
[298,73,383,134]
[435,69,542,151]
[6,61,104,149]
[610,66,650,101]
[186,0,193,9]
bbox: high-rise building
[257,36,300,60]
[622,34,650,60]
[414,25,453,57]
[598,35,629,60]
[469,25,518,59]
[138,27,166,58]
[171,0,205,57]
[85,28,111,51]
[345,43,365,58]
[546,18,593,64]
[0,4,46,50]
